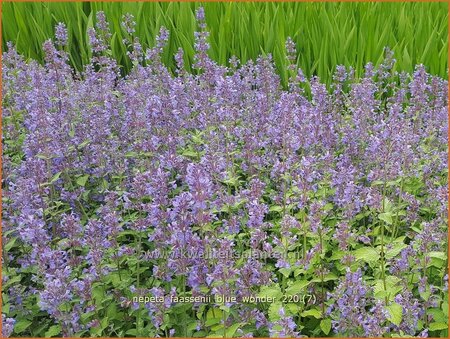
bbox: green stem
[62,170,89,220]
[392,177,404,239]
[116,246,122,281]
[2,244,9,273]
[94,300,102,336]
[422,257,429,327]
[45,158,57,237]
[319,229,325,316]
[222,309,226,339]
[380,180,388,304]
[136,232,142,337]
[183,274,187,337]
[302,213,307,261]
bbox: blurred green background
[2,1,448,84]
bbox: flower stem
[319,228,325,316]
[136,231,142,337]
[380,180,388,303]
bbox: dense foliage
[2,2,448,86]
[2,9,449,338]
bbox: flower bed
[2,9,448,338]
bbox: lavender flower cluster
[2,9,448,338]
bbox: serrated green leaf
[427,308,446,323]
[4,237,18,252]
[279,267,291,278]
[386,242,408,260]
[383,197,393,212]
[378,212,393,225]
[428,251,447,261]
[45,325,62,337]
[14,319,32,334]
[301,308,322,319]
[4,275,22,288]
[224,322,244,338]
[312,273,339,283]
[374,276,402,300]
[320,318,332,335]
[125,329,137,336]
[268,302,283,322]
[269,205,283,213]
[354,246,380,263]
[285,280,310,295]
[429,322,448,331]
[387,303,403,326]
[330,250,345,260]
[258,285,283,300]
[191,133,204,145]
[442,301,448,317]
[76,174,89,186]
[181,149,200,159]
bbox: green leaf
[36,154,52,160]
[191,133,204,145]
[206,307,222,321]
[4,237,18,252]
[374,276,402,300]
[285,303,301,314]
[106,302,118,319]
[419,286,431,302]
[100,316,109,330]
[383,197,393,212]
[76,174,89,186]
[311,273,339,282]
[330,250,345,260]
[78,139,90,149]
[301,308,322,319]
[14,319,32,334]
[279,267,291,278]
[268,302,283,321]
[181,149,200,159]
[371,180,385,186]
[386,242,408,260]
[429,322,448,331]
[386,303,403,326]
[219,305,231,313]
[92,285,104,304]
[49,171,62,184]
[68,125,75,138]
[45,325,62,337]
[269,205,283,213]
[125,151,138,158]
[378,212,393,225]
[3,275,21,288]
[442,301,448,317]
[258,285,283,300]
[354,247,380,263]
[205,317,221,327]
[320,318,332,335]
[224,323,244,338]
[427,308,446,323]
[285,280,310,295]
[428,251,447,261]
[125,329,137,336]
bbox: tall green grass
[2,2,448,85]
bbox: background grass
[2,2,448,85]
